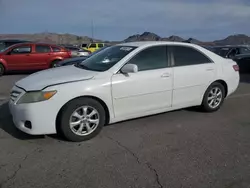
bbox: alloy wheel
[207,87,223,109]
[69,106,100,136]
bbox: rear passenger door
[31,45,52,69]
[170,45,216,107]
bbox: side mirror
[121,64,138,74]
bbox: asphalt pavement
[1,74,250,188]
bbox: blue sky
[0,0,250,41]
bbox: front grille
[10,90,22,101]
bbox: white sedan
[9,42,239,142]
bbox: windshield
[0,44,14,52]
[76,45,137,72]
[240,47,250,54]
[0,42,6,52]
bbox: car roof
[213,45,250,48]
[0,39,30,42]
[10,42,61,46]
[117,41,201,48]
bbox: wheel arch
[214,79,228,97]
[202,79,228,100]
[0,60,7,69]
[56,95,110,133]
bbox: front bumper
[9,87,58,135]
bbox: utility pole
[91,19,94,42]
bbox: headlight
[17,91,57,104]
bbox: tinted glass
[89,43,96,48]
[128,46,168,71]
[52,47,61,52]
[212,47,230,57]
[64,46,79,51]
[239,47,250,54]
[11,46,31,54]
[172,46,211,66]
[35,45,51,53]
[81,44,88,48]
[98,44,104,48]
[77,46,136,72]
[0,42,5,51]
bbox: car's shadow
[240,73,250,83]
[0,102,45,140]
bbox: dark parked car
[56,46,109,67]
[0,43,71,75]
[233,54,250,73]
[0,39,30,51]
[210,45,250,73]
[210,45,250,58]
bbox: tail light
[233,64,239,71]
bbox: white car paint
[9,41,239,136]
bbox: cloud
[0,0,249,40]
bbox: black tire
[59,98,106,142]
[51,60,61,68]
[201,82,225,112]
[0,63,5,76]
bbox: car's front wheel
[51,60,61,68]
[59,98,106,142]
[201,82,225,112]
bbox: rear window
[98,44,104,48]
[35,45,51,53]
[52,46,61,52]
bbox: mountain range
[0,32,250,46]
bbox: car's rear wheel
[0,63,5,76]
[59,98,106,142]
[201,82,225,112]
[51,60,61,68]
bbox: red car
[0,43,71,75]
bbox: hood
[16,65,97,91]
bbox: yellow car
[84,43,105,52]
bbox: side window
[52,46,61,52]
[98,44,104,48]
[35,45,51,53]
[172,46,212,66]
[89,43,96,48]
[11,46,31,54]
[127,46,168,71]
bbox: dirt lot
[1,74,250,188]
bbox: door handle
[206,68,214,71]
[26,54,30,56]
[161,73,170,78]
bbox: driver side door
[4,45,33,70]
[111,45,173,119]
